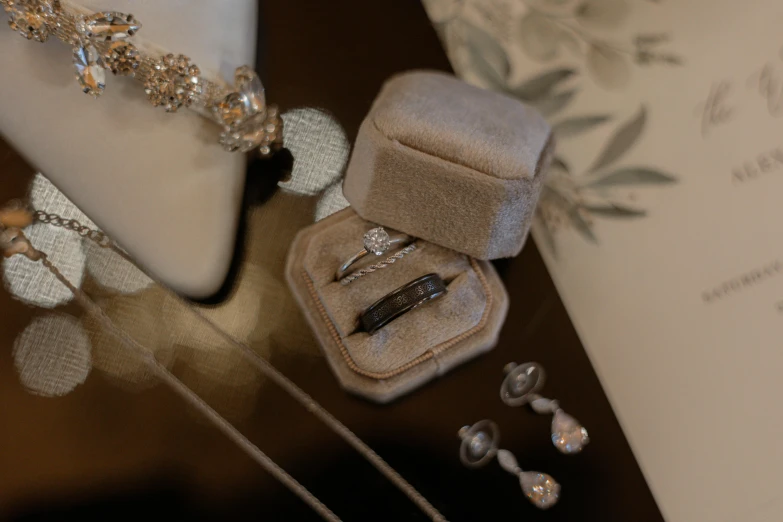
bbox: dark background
[0,1,662,521]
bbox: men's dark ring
[360,273,447,335]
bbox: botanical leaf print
[586,43,631,89]
[589,106,646,172]
[587,167,677,187]
[581,203,647,217]
[531,88,578,117]
[422,0,681,255]
[461,20,510,88]
[509,67,576,100]
[553,115,611,139]
[517,11,565,62]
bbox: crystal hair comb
[1,0,283,157]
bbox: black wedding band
[360,274,447,335]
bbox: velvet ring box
[286,71,553,402]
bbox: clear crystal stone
[144,54,202,112]
[8,7,50,42]
[363,228,391,255]
[551,410,589,454]
[519,472,560,509]
[82,12,141,41]
[219,130,250,153]
[496,449,520,474]
[74,17,87,36]
[219,113,270,152]
[234,65,266,115]
[105,41,140,76]
[73,45,106,97]
[215,92,249,127]
[468,431,491,459]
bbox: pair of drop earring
[457,362,590,510]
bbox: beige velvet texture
[305,215,485,371]
[286,208,509,403]
[344,70,553,260]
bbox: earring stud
[500,362,590,455]
[458,420,561,509]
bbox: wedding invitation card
[423,0,783,520]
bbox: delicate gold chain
[34,210,112,247]
[24,210,448,522]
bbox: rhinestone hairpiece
[1,0,283,157]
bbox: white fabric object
[30,173,96,228]
[3,223,85,308]
[0,1,257,298]
[279,108,351,196]
[84,240,153,294]
[13,314,92,396]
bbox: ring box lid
[343,70,553,260]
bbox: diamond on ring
[363,227,391,255]
[336,227,414,281]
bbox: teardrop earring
[500,362,590,455]
[458,420,561,509]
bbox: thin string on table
[39,254,341,522]
[31,214,448,522]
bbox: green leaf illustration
[509,68,576,101]
[586,43,630,89]
[587,167,677,187]
[535,212,559,257]
[589,106,646,172]
[660,53,684,66]
[568,207,597,243]
[634,33,670,47]
[559,30,583,57]
[463,21,509,89]
[552,115,611,139]
[582,203,647,217]
[551,156,571,174]
[541,185,571,208]
[517,12,564,62]
[575,0,630,31]
[531,88,578,117]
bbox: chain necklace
[0,203,448,522]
